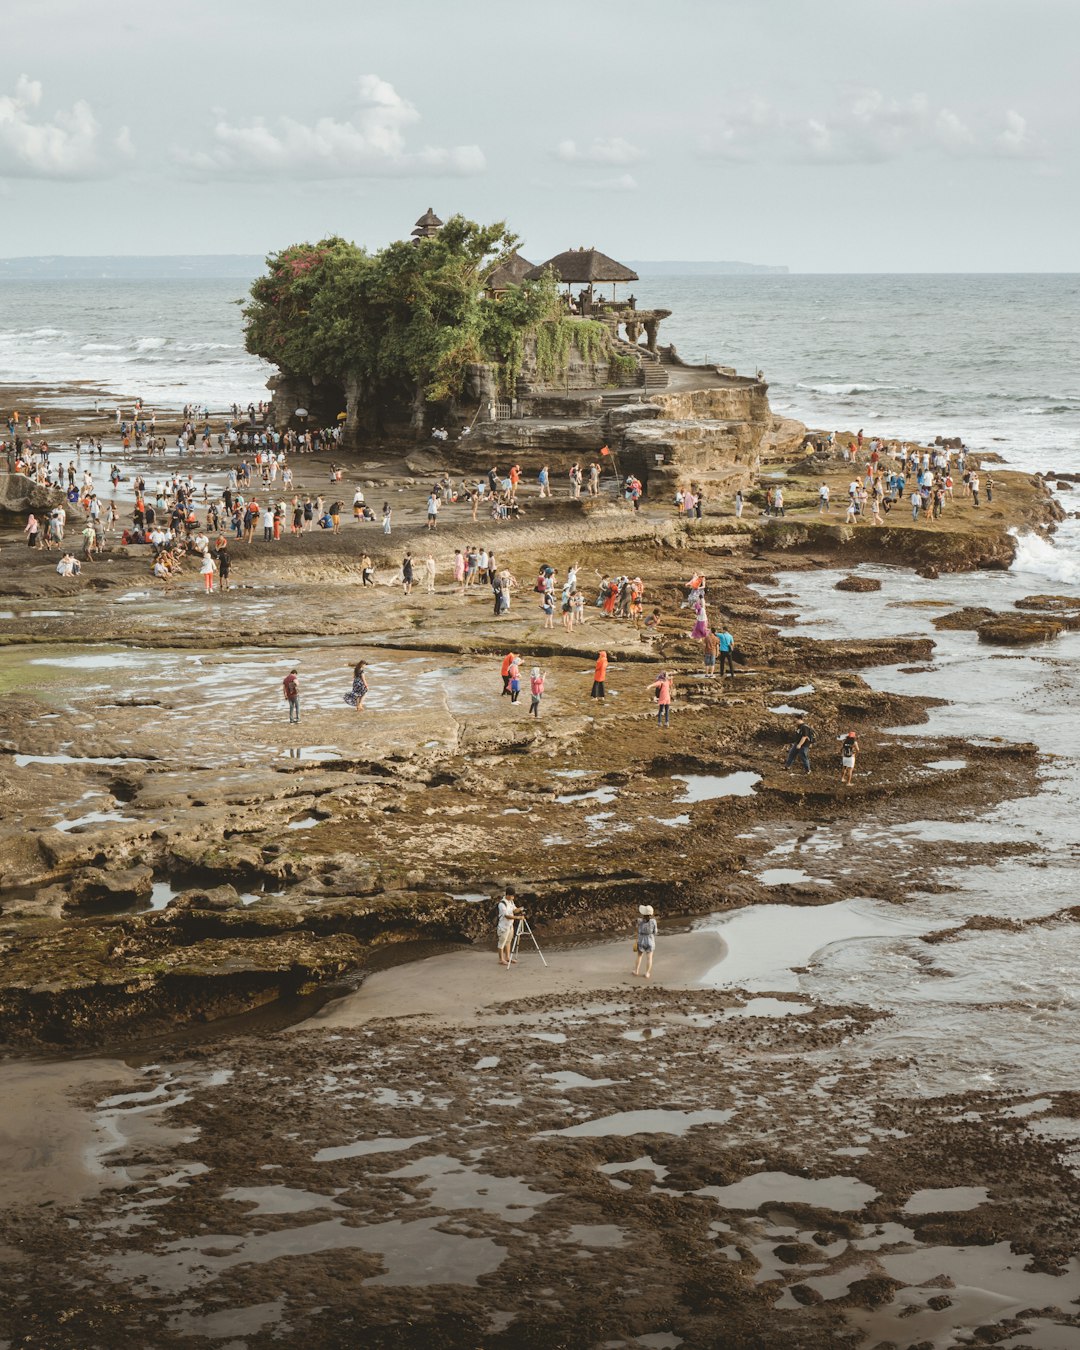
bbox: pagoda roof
[524,247,638,284]
[485,250,534,290]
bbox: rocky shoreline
[2,391,1078,1347]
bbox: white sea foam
[1010,530,1080,588]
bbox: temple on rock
[263,212,803,503]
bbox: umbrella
[294,407,309,417]
[336,412,347,421]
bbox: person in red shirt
[651,671,673,728]
[500,651,518,697]
[283,669,300,723]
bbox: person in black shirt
[785,721,815,774]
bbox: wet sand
[307,930,726,1027]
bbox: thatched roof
[485,251,534,291]
[411,207,444,240]
[524,247,638,284]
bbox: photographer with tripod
[497,888,524,967]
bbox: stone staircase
[611,336,669,390]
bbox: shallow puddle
[902,1185,989,1214]
[673,772,761,802]
[539,1107,734,1139]
[700,1171,879,1212]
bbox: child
[838,729,859,784]
[529,666,544,718]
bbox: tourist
[819,483,830,513]
[453,549,465,594]
[361,553,374,587]
[702,628,719,677]
[500,651,518,697]
[426,490,439,530]
[424,553,436,593]
[402,552,414,595]
[538,465,550,498]
[541,589,555,628]
[838,729,859,784]
[344,660,369,711]
[591,651,608,700]
[971,472,981,508]
[329,500,342,533]
[633,904,657,979]
[217,539,231,591]
[507,655,521,704]
[785,720,815,774]
[529,666,545,718]
[382,502,392,535]
[200,550,216,594]
[651,670,673,728]
[352,487,365,521]
[283,669,300,724]
[23,513,39,548]
[497,887,522,967]
[717,627,736,678]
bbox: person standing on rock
[538,465,550,498]
[785,720,815,774]
[216,538,232,592]
[424,553,437,594]
[283,669,300,724]
[717,627,736,678]
[819,483,831,513]
[501,651,518,697]
[529,666,545,718]
[361,553,374,587]
[199,550,217,594]
[507,655,521,704]
[651,671,673,728]
[382,502,392,535]
[702,628,719,677]
[344,660,369,711]
[453,549,466,595]
[591,651,608,700]
[734,489,744,519]
[838,729,859,784]
[426,490,440,530]
[401,552,414,595]
[633,904,657,979]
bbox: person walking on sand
[361,553,374,587]
[497,888,523,966]
[838,729,859,784]
[591,650,608,700]
[634,904,657,979]
[283,669,300,724]
[344,659,369,711]
[529,666,545,718]
[785,719,815,774]
[651,671,673,728]
[507,654,521,704]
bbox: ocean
[2,271,1077,475]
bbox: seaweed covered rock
[835,575,882,593]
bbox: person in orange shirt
[501,650,518,697]
[591,650,608,700]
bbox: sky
[1,0,1076,271]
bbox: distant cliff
[627,260,788,275]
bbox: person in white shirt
[497,888,523,967]
[262,507,275,542]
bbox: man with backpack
[785,720,815,774]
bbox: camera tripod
[506,915,548,971]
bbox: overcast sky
[2,0,1076,271]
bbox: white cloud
[177,74,485,179]
[555,136,643,166]
[583,172,639,192]
[701,90,1044,166]
[996,109,1041,159]
[0,74,115,179]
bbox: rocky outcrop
[835,575,882,593]
[0,473,62,525]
